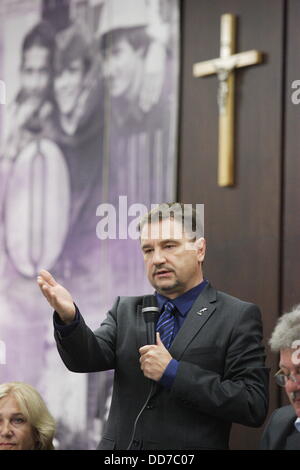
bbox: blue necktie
[156,300,177,349]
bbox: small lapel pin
[197,307,208,316]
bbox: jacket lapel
[169,283,217,360]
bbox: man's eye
[165,244,175,249]
[144,249,153,254]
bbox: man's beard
[155,279,181,294]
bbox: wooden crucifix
[193,14,263,187]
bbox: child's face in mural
[0,395,36,450]
[21,45,51,100]
[54,58,85,116]
[103,37,143,99]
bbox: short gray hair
[269,304,300,351]
[138,202,204,241]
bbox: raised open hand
[37,269,76,324]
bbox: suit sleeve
[54,297,120,373]
[170,304,269,427]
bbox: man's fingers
[39,283,53,305]
[139,344,155,355]
[37,276,48,288]
[37,279,57,307]
[39,269,57,287]
[37,276,51,296]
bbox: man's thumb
[156,332,163,345]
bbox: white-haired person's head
[269,305,300,417]
[0,382,56,450]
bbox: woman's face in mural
[21,45,52,101]
[54,58,85,116]
[103,37,143,99]
[0,395,36,450]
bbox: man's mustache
[153,266,175,275]
[290,390,300,401]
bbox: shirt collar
[294,417,300,432]
[155,279,208,317]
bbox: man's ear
[195,237,206,263]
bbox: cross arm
[193,50,263,78]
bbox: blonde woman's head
[0,382,55,450]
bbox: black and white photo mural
[0,0,179,449]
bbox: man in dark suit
[37,203,269,450]
[261,305,300,449]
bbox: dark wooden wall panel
[283,1,300,312]
[282,0,300,405]
[179,0,285,449]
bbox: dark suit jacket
[260,405,297,449]
[54,283,269,450]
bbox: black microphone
[126,296,158,450]
[142,295,160,345]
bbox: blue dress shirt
[156,279,208,389]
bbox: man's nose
[152,249,166,265]
[286,376,300,391]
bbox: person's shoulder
[210,284,258,310]
[269,405,296,423]
[203,284,261,323]
[261,405,295,449]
